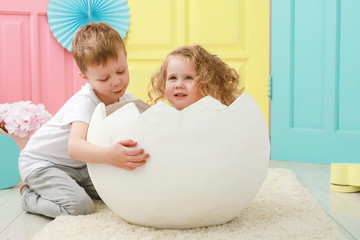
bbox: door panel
[271,0,360,163]
[339,1,360,131]
[0,14,31,102]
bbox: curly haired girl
[148,45,243,110]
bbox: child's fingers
[124,160,147,171]
[127,153,150,162]
[126,147,147,156]
[129,160,147,167]
[117,139,137,146]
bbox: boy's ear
[78,71,89,82]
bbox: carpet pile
[32,168,345,240]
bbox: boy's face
[165,56,203,110]
[81,50,129,106]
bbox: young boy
[19,22,150,218]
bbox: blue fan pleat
[48,0,130,51]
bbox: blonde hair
[148,45,242,106]
[72,22,126,73]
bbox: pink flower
[0,101,52,137]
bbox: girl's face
[165,56,203,110]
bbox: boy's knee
[64,194,95,216]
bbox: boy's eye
[99,77,109,81]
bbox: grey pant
[22,165,100,218]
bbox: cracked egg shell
[87,93,270,229]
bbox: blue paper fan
[47,0,130,52]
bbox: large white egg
[87,93,270,229]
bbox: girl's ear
[78,71,89,82]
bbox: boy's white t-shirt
[19,83,134,180]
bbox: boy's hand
[106,139,150,171]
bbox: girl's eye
[186,76,193,80]
[168,76,176,80]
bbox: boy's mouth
[113,89,123,94]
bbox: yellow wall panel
[127,61,162,98]
[125,0,269,125]
[126,1,173,45]
[187,0,245,47]
[246,0,270,124]
[126,0,184,59]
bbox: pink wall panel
[0,0,82,115]
[0,14,31,102]
[38,14,82,114]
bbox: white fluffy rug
[32,169,345,240]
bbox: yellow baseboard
[330,163,360,193]
[330,184,360,193]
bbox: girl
[148,45,243,110]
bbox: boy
[19,22,150,218]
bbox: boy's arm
[68,121,149,171]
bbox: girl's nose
[174,80,185,89]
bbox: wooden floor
[1,160,359,240]
[270,160,360,240]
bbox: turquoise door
[271,0,360,163]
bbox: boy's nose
[111,78,121,87]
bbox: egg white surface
[87,93,270,229]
